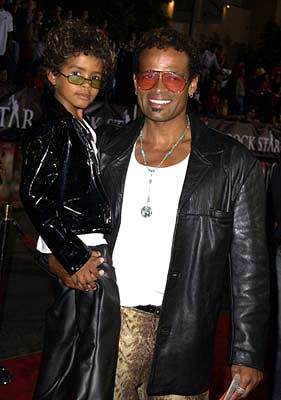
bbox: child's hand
[48,255,78,289]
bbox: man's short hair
[133,27,200,81]
[42,19,113,82]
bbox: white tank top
[113,146,189,306]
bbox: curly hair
[42,19,113,82]
[133,27,200,82]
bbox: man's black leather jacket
[100,113,270,396]
[20,95,112,274]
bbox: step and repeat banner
[204,118,281,157]
[1,86,281,205]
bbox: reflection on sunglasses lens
[137,72,185,93]
[69,75,83,84]
[163,75,185,92]
[68,75,103,89]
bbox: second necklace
[139,116,190,218]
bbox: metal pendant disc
[141,205,152,217]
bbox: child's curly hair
[133,27,200,82]
[42,19,114,82]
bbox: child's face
[48,53,103,120]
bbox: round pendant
[141,205,152,217]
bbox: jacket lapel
[179,149,212,207]
[100,117,144,169]
[179,113,223,207]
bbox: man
[50,28,269,399]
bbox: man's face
[134,47,198,124]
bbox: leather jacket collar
[40,92,77,122]
[101,112,223,167]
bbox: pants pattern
[114,307,209,400]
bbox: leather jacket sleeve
[229,158,270,370]
[20,123,92,275]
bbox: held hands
[229,365,263,399]
[48,251,104,291]
[72,251,104,290]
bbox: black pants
[33,245,120,400]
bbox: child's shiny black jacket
[20,95,112,275]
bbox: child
[20,19,120,400]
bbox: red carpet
[0,352,40,400]
[0,312,270,400]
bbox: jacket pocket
[179,208,234,221]
[209,209,234,221]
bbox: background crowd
[1,0,281,125]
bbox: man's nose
[153,72,166,91]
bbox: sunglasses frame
[135,70,188,93]
[58,71,105,89]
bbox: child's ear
[47,70,57,86]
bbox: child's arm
[20,124,92,275]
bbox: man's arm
[229,158,270,398]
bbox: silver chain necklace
[139,116,190,218]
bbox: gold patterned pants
[114,307,209,400]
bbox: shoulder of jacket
[208,125,255,158]
[99,117,143,150]
[199,124,258,176]
[23,117,73,151]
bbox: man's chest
[105,149,235,219]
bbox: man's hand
[71,251,104,291]
[229,365,263,399]
[48,251,104,291]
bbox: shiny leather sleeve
[229,158,270,370]
[20,123,91,274]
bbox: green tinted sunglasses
[58,71,105,89]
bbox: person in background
[272,85,281,125]
[0,65,8,84]
[235,67,246,115]
[0,0,13,79]
[206,79,220,116]
[201,43,221,85]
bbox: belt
[135,305,161,315]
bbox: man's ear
[188,76,199,97]
[133,74,139,95]
[47,70,57,86]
